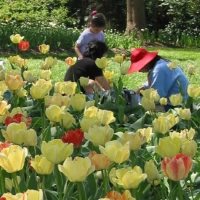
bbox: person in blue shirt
[128,48,189,103]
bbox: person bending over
[128,48,189,108]
[64,40,110,95]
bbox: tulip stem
[12,172,20,193]
[177,181,184,200]
[77,182,87,200]
[0,168,5,195]
[102,169,109,194]
[54,165,63,200]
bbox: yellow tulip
[153,115,170,134]
[177,108,191,120]
[5,73,24,91]
[144,160,160,185]
[39,70,52,80]
[120,64,129,75]
[109,166,147,189]
[0,100,10,116]
[166,113,179,128]
[170,128,195,140]
[103,70,114,84]
[31,155,54,175]
[85,125,114,146]
[2,192,25,200]
[30,79,52,99]
[159,97,168,106]
[54,81,77,95]
[58,156,95,182]
[80,116,100,132]
[41,139,73,164]
[96,109,116,125]
[61,112,76,129]
[70,93,86,111]
[137,127,153,143]
[169,93,183,106]
[0,145,26,173]
[95,57,108,69]
[2,122,37,146]
[181,128,195,140]
[118,131,143,151]
[99,140,130,164]
[26,189,43,200]
[45,105,62,122]
[10,34,24,44]
[38,44,50,54]
[114,54,124,64]
[23,70,37,82]
[156,136,181,157]
[141,97,155,111]
[45,94,70,107]
[40,57,57,70]
[140,88,160,102]
[187,84,200,98]
[181,139,197,157]
[84,106,99,118]
[8,55,27,69]
[23,130,37,147]
[15,88,27,98]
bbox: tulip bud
[144,160,160,185]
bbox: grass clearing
[0,47,200,90]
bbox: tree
[125,0,146,35]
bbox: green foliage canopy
[0,0,73,25]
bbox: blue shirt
[76,28,105,55]
[148,59,189,99]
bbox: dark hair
[88,13,106,28]
[148,55,170,70]
[83,40,108,60]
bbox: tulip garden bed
[0,34,200,200]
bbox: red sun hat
[128,48,158,73]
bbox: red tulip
[4,113,32,127]
[18,40,30,51]
[0,197,6,200]
[61,129,84,148]
[161,153,192,181]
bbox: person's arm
[95,76,110,91]
[150,65,169,97]
[74,43,83,59]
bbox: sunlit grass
[0,47,200,88]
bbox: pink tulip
[161,153,192,181]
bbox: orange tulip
[88,151,111,170]
[106,191,124,200]
[161,153,192,181]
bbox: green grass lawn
[0,47,200,90]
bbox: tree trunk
[125,0,146,35]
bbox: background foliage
[0,0,200,50]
